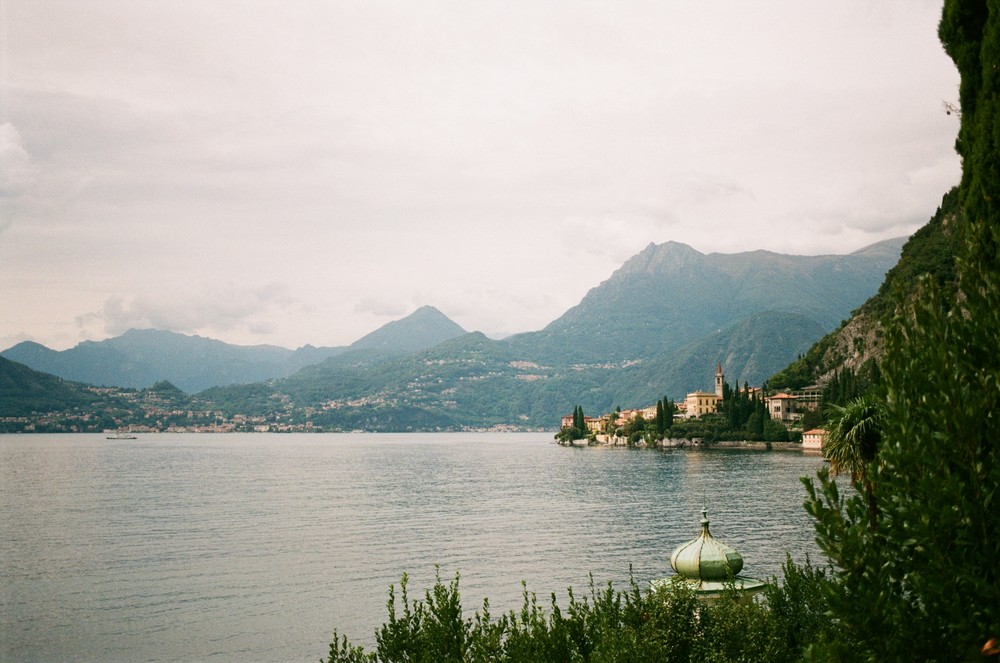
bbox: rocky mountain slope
[768,188,961,390]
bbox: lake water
[0,433,826,662]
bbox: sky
[0,1,962,351]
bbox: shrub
[324,560,832,663]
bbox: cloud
[0,1,965,350]
[0,122,40,233]
[353,298,410,317]
[76,283,302,345]
[0,122,36,194]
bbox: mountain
[4,238,906,430]
[768,188,961,390]
[0,356,99,416]
[199,238,903,430]
[0,306,467,394]
[502,238,905,365]
[1,329,344,393]
[349,305,467,355]
[617,310,827,406]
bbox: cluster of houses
[562,364,828,450]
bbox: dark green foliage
[661,397,675,432]
[821,359,882,409]
[940,0,999,253]
[148,380,185,394]
[556,405,588,442]
[718,381,766,433]
[666,384,788,443]
[766,352,820,391]
[803,6,1000,658]
[324,560,833,663]
[0,356,99,417]
[862,188,963,321]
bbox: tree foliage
[804,3,1000,658]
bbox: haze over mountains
[2,238,903,429]
[1,305,468,393]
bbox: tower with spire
[715,362,724,400]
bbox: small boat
[106,432,138,440]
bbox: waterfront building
[802,428,826,450]
[683,363,725,418]
[585,416,604,434]
[684,391,719,418]
[765,392,799,421]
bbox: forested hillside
[768,187,961,390]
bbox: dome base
[650,575,767,601]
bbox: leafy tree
[661,397,675,432]
[822,394,884,529]
[798,408,824,431]
[804,3,1000,658]
[823,394,884,485]
[605,409,618,437]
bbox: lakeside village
[4,364,825,443]
[557,363,827,451]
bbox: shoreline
[567,436,813,453]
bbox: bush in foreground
[324,558,832,663]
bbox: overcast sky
[1,1,961,351]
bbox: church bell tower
[715,362,724,399]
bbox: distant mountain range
[1,305,466,393]
[2,238,904,429]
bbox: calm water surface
[0,433,825,662]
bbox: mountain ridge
[0,305,466,392]
[2,237,907,429]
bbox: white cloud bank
[0,0,962,350]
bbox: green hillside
[768,187,961,390]
[0,356,98,416]
[503,239,902,365]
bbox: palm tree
[824,393,884,527]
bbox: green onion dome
[669,508,744,581]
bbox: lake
[0,433,826,662]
